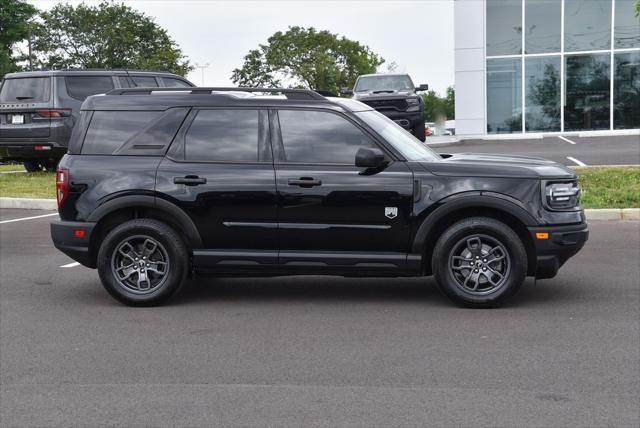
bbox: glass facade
[486,0,640,133]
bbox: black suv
[342,73,429,141]
[0,69,193,171]
[50,87,588,307]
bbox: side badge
[385,207,398,219]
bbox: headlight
[406,97,421,112]
[545,181,581,210]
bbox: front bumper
[50,220,97,268]
[529,222,589,279]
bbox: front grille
[362,99,408,111]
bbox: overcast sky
[29,0,454,94]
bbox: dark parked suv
[50,87,588,307]
[0,69,193,171]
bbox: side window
[65,76,115,101]
[185,109,261,162]
[278,110,376,164]
[81,111,159,155]
[131,76,159,87]
[162,77,191,88]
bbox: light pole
[194,63,210,86]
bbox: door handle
[287,177,322,188]
[174,175,207,186]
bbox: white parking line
[0,170,26,174]
[0,212,58,224]
[558,136,577,145]
[567,156,587,167]
[60,262,80,268]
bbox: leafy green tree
[421,86,455,122]
[31,1,191,75]
[0,0,37,79]
[231,26,384,94]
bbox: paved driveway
[1,209,638,426]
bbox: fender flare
[87,195,203,248]
[411,193,538,253]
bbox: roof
[3,69,187,78]
[82,87,375,113]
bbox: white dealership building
[454,0,640,138]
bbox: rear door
[0,76,53,139]
[155,108,278,270]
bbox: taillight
[35,109,71,118]
[56,168,69,208]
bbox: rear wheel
[43,160,58,172]
[432,217,527,308]
[23,161,41,173]
[97,219,188,306]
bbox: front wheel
[97,219,188,306]
[432,217,527,308]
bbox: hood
[353,89,415,100]
[424,153,576,179]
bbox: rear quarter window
[81,111,160,155]
[162,77,191,88]
[0,77,51,103]
[65,76,115,101]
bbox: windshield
[356,110,440,162]
[354,75,414,93]
[0,77,51,103]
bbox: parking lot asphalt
[1,208,638,427]
[433,134,640,167]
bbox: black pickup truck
[342,73,429,141]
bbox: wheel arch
[86,195,203,267]
[414,194,538,276]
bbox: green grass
[576,166,640,209]
[0,167,638,209]
[0,171,55,199]
[0,163,23,172]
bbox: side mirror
[416,84,429,92]
[340,87,353,96]
[355,147,386,169]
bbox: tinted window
[0,77,50,103]
[564,0,611,52]
[614,51,640,130]
[565,54,610,131]
[65,76,114,100]
[525,0,561,54]
[614,0,640,49]
[162,77,191,88]
[82,111,159,155]
[278,110,375,164]
[525,56,561,132]
[185,110,260,162]
[486,0,522,56]
[487,58,522,134]
[131,76,159,87]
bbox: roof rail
[104,87,326,101]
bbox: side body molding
[86,195,203,248]
[411,193,539,253]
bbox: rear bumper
[50,220,97,268]
[529,222,589,279]
[0,143,67,160]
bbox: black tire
[23,161,41,173]
[413,123,426,142]
[432,217,527,308]
[97,218,189,306]
[43,160,58,172]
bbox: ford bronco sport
[342,73,429,141]
[0,69,193,171]
[50,87,588,307]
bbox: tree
[0,0,37,79]
[31,1,191,76]
[231,26,384,94]
[421,86,455,122]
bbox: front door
[155,108,278,270]
[272,109,414,273]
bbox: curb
[1,197,638,220]
[0,197,57,210]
